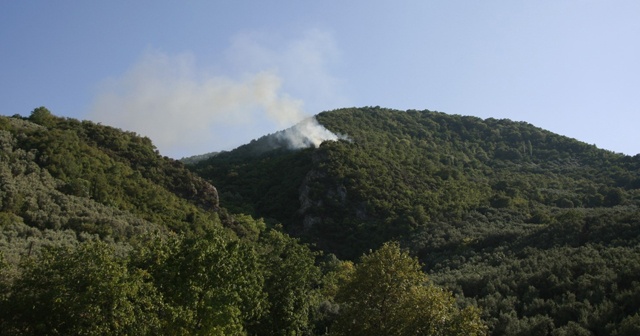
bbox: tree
[28,106,56,127]
[1,241,163,335]
[614,313,640,336]
[248,229,322,335]
[0,251,10,313]
[332,242,486,336]
[148,232,266,335]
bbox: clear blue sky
[2,1,639,158]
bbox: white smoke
[226,29,346,112]
[276,117,350,149]
[88,30,346,158]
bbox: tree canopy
[189,107,640,334]
[333,242,486,336]
[3,106,640,334]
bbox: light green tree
[2,241,163,335]
[332,242,487,336]
[149,232,267,335]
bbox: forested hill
[2,106,640,334]
[191,106,640,258]
[0,107,222,239]
[190,106,640,334]
[0,107,486,335]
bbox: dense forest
[190,107,640,335]
[0,108,484,335]
[2,106,639,334]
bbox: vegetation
[0,108,483,335]
[3,106,639,334]
[332,242,486,336]
[191,106,640,334]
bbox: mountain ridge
[188,106,640,334]
[190,106,639,257]
[2,106,639,334]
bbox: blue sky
[1,1,639,158]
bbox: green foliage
[0,111,223,243]
[0,110,246,334]
[28,107,56,127]
[222,211,267,241]
[188,106,640,333]
[0,251,9,305]
[250,228,322,335]
[3,106,640,334]
[613,313,640,336]
[427,219,640,335]
[143,230,266,335]
[190,146,313,224]
[192,107,639,260]
[0,224,325,335]
[1,241,163,335]
[332,242,486,335]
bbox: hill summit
[189,106,640,334]
[191,106,640,257]
[2,106,639,334]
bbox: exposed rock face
[297,150,357,230]
[302,215,322,231]
[298,169,325,230]
[195,180,219,211]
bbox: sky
[1,1,639,158]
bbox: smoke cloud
[275,117,350,149]
[89,30,346,158]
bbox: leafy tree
[332,242,486,335]
[1,241,163,335]
[613,313,640,336]
[249,228,322,335]
[146,231,266,335]
[0,251,10,310]
[314,255,355,333]
[28,107,56,127]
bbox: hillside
[191,107,640,256]
[0,108,223,250]
[189,106,640,334]
[0,109,309,334]
[1,107,485,335]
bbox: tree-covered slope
[0,108,233,284]
[191,106,640,257]
[0,108,221,239]
[3,106,639,334]
[190,106,640,334]
[1,107,484,335]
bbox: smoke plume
[88,30,346,158]
[276,117,350,149]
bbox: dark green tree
[249,229,322,335]
[28,107,56,127]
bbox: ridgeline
[190,106,640,335]
[1,106,639,334]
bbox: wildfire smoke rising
[276,117,350,150]
[231,116,350,157]
[89,30,345,158]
